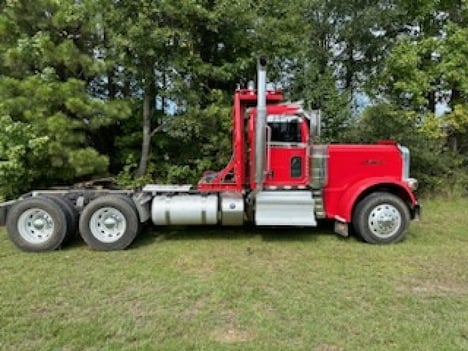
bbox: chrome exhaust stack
[255,56,267,191]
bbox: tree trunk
[450,88,461,108]
[344,42,354,93]
[449,135,458,154]
[108,66,116,99]
[427,90,436,114]
[136,68,155,178]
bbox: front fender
[333,177,417,222]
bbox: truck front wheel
[79,195,139,251]
[353,192,410,244]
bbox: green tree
[0,115,48,199]
[282,0,407,140]
[0,0,130,197]
[362,0,468,193]
[103,0,258,180]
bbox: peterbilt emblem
[362,159,384,166]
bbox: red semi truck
[0,57,420,251]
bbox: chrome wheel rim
[89,207,127,243]
[17,208,54,244]
[368,203,402,239]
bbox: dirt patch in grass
[210,310,256,343]
[397,279,468,296]
[211,327,256,343]
[180,301,203,320]
[174,253,217,279]
[397,255,468,297]
[315,346,345,351]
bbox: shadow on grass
[131,220,340,248]
[60,235,87,250]
[59,221,347,251]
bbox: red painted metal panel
[329,177,417,222]
[322,144,416,221]
[264,146,308,186]
[197,89,283,193]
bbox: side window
[291,156,302,178]
[268,119,302,143]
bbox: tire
[118,194,142,236]
[352,192,410,244]
[79,195,139,251]
[45,195,79,241]
[6,196,68,252]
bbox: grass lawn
[0,198,467,351]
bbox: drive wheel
[79,195,139,251]
[45,195,79,241]
[118,194,142,236]
[353,192,410,244]
[6,197,68,252]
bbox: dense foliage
[0,0,466,199]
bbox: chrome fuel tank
[151,194,218,225]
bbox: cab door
[264,115,309,187]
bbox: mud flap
[334,220,349,237]
[0,200,16,227]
